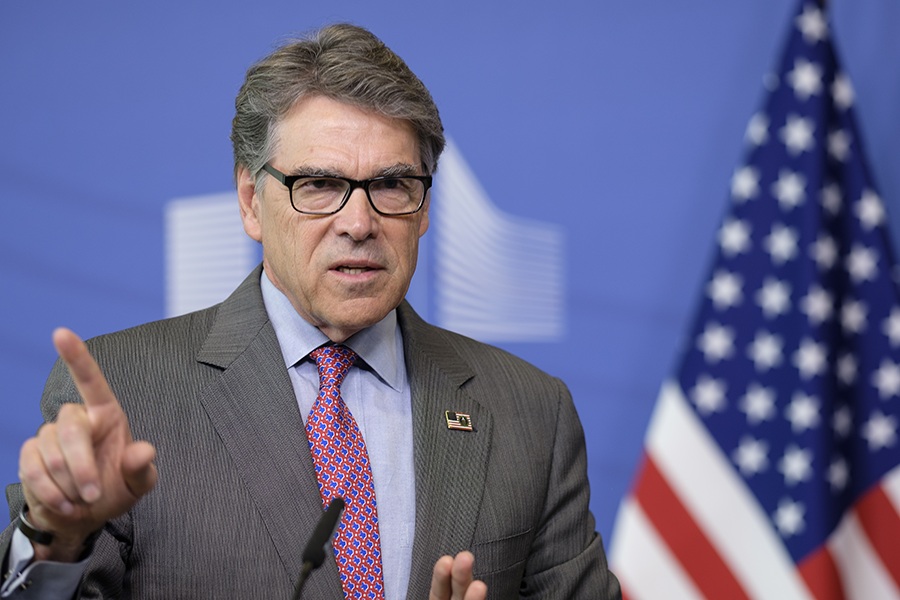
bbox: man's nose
[334,187,380,240]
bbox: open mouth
[335,266,375,275]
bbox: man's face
[237,95,429,342]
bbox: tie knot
[311,345,358,387]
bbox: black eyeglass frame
[261,163,432,216]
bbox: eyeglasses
[261,163,431,216]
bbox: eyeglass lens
[292,177,424,214]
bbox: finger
[53,328,123,415]
[450,551,475,599]
[429,555,454,600]
[55,403,102,502]
[122,441,158,499]
[464,581,487,600]
[36,423,82,504]
[19,437,76,516]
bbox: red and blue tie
[306,346,385,600]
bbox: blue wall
[2,0,899,545]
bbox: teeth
[337,267,370,275]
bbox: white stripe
[645,380,815,600]
[829,510,900,600]
[609,498,705,600]
[433,139,565,342]
[165,192,257,317]
[880,464,900,514]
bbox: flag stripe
[609,497,705,600]
[855,485,900,591]
[882,466,900,513]
[798,546,845,600]
[829,511,900,600]
[635,456,750,600]
[645,382,816,600]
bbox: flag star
[820,182,842,215]
[833,404,853,437]
[771,170,807,210]
[747,331,784,371]
[787,57,823,101]
[757,277,792,318]
[827,129,851,162]
[778,444,814,486]
[740,383,777,425]
[732,436,769,476]
[719,217,752,257]
[773,497,806,537]
[883,307,900,347]
[810,234,838,270]
[872,358,900,400]
[746,112,770,146]
[785,392,821,432]
[793,337,827,380]
[780,114,816,156]
[855,190,885,231]
[795,3,828,44]
[841,300,868,334]
[846,245,879,284]
[732,166,761,202]
[697,322,735,363]
[691,375,728,416]
[799,284,832,325]
[707,270,743,310]
[862,410,898,451]
[827,457,849,492]
[764,224,799,264]
[832,72,855,110]
[837,354,858,386]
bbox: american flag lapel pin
[445,411,473,431]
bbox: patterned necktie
[306,346,385,600]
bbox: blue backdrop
[2,0,899,547]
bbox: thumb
[121,441,158,499]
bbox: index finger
[53,328,120,412]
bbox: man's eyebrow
[376,163,420,178]
[290,166,342,178]
[288,164,420,179]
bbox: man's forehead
[270,96,422,176]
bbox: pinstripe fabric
[1,265,620,599]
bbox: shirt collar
[259,269,403,392]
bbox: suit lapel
[195,267,344,599]
[398,303,494,600]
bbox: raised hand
[17,328,158,562]
[429,552,488,600]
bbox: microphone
[291,497,345,600]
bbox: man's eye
[300,178,341,191]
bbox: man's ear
[418,194,430,237]
[237,165,263,242]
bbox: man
[2,24,620,599]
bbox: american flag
[609,2,900,599]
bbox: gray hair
[232,24,445,190]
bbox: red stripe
[855,484,900,590]
[634,455,751,600]
[798,545,845,600]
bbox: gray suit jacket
[3,266,620,599]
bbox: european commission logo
[164,141,566,343]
